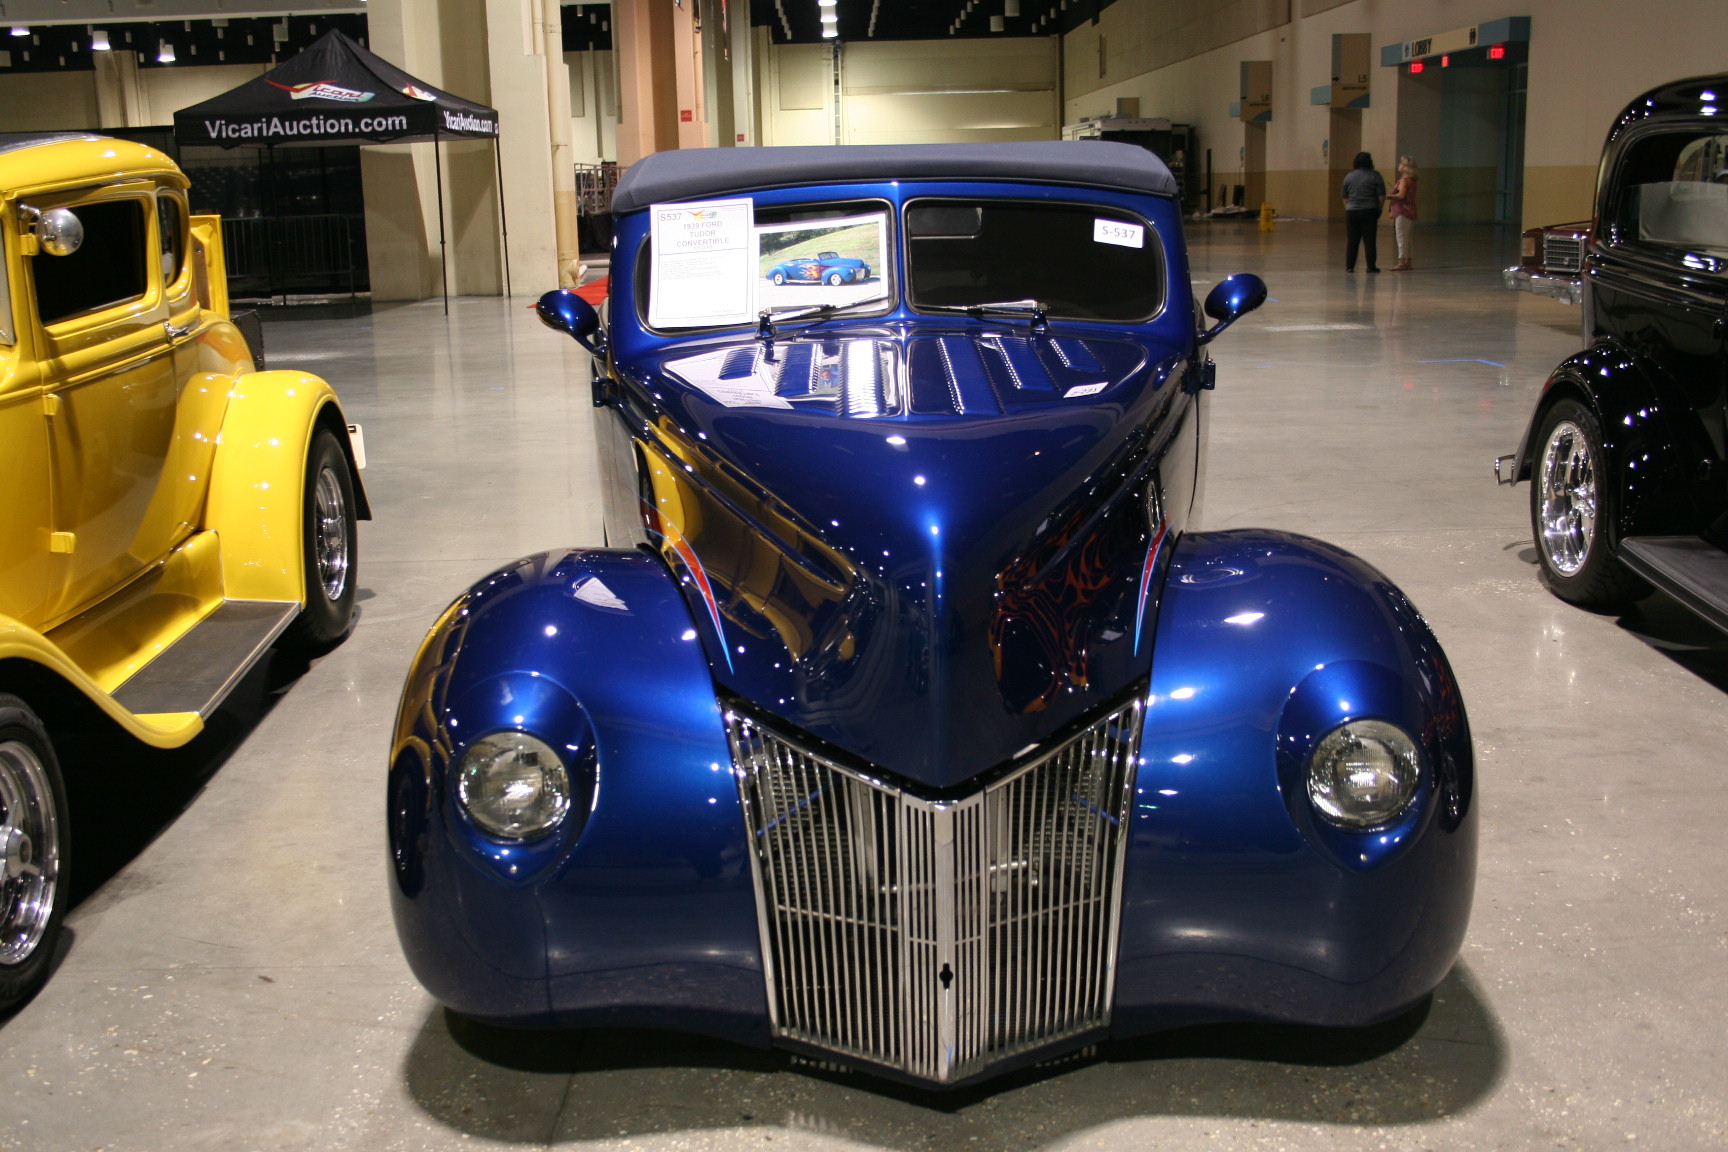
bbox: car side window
[0,245,13,345]
[1617,131,1728,255]
[33,198,148,326]
[157,194,185,283]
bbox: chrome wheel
[1536,419,1597,578]
[312,464,350,602]
[0,738,60,968]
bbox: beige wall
[0,59,268,132]
[0,72,101,131]
[1060,0,1728,227]
[761,41,835,146]
[758,38,1060,148]
[841,39,1060,146]
[565,49,619,163]
[142,62,271,125]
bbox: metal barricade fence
[222,214,363,302]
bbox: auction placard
[648,197,758,329]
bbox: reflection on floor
[4,221,1726,1151]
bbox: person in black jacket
[1341,152,1387,272]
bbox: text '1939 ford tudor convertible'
[389,142,1476,1089]
[0,132,365,1013]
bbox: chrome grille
[729,699,1144,1084]
[1543,233,1584,274]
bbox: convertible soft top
[612,140,1177,212]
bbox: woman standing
[1341,152,1386,272]
[1389,156,1419,270]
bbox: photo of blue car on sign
[387,141,1477,1090]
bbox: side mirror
[535,288,604,355]
[38,207,84,257]
[1197,272,1267,345]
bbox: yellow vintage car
[0,131,366,1012]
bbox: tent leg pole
[264,144,280,305]
[495,139,512,298]
[435,138,449,315]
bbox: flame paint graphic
[1132,520,1170,657]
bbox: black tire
[770,271,786,286]
[1529,398,1647,610]
[280,427,359,652]
[0,694,69,1015]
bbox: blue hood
[633,326,1186,791]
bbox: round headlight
[1306,720,1421,829]
[455,731,570,840]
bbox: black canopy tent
[174,29,506,310]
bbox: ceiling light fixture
[157,40,175,62]
[1005,0,1019,15]
[990,14,1004,32]
[9,26,27,36]
[92,29,110,50]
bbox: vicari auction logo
[268,79,376,103]
[402,84,438,102]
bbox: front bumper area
[392,540,1475,1089]
[1503,265,1583,305]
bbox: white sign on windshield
[1093,218,1144,248]
[648,197,758,329]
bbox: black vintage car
[1499,74,1728,632]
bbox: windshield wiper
[756,294,892,343]
[921,298,1049,331]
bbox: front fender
[388,549,765,1038]
[1515,342,1709,537]
[1111,529,1476,1034]
[204,370,355,604]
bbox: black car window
[1617,131,1728,255]
[905,198,1164,322]
[33,199,148,325]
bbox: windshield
[634,194,1165,331]
[904,198,1164,322]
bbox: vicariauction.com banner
[198,113,412,141]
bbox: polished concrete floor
[5,220,1728,1150]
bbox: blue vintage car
[765,249,871,285]
[388,142,1476,1089]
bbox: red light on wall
[1409,60,1424,73]
[1440,54,1450,67]
[1488,43,1506,59]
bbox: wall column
[360,0,448,301]
[363,0,567,300]
[614,0,679,165]
[485,0,577,291]
[671,0,707,149]
[93,50,149,128]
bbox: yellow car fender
[204,370,353,605]
[0,615,202,748]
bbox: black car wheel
[0,695,68,1016]
[280,427,360,652]
[826,271,844,286]
[1530,398,1646,610]
[770,271,786,286]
